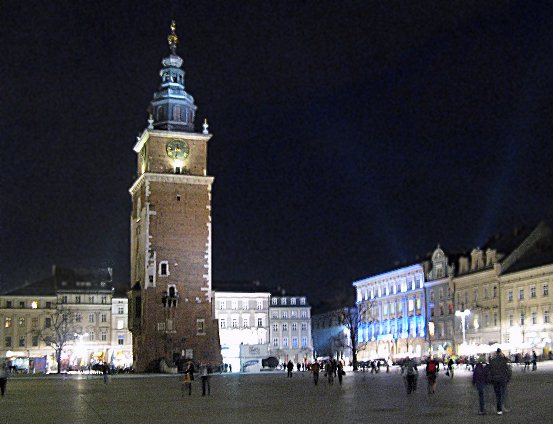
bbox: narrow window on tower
[176,194,181,201]
[159,261,169,276]
[197,319,205,335]
[173,106,181,121]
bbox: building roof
[2,266,114,296]
[2,276,57,296]
[54,266,113,292]
[502,223,553,274]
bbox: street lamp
[455,309,470,345]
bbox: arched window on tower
[162,284,179,308]
[173,106,181,121]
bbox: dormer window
[159,261,169,276]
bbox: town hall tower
[129,22,221,371]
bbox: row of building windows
[271,310,309,319]
[219,317,264,329]
[2,331,120,348]
[217,298,308,310]
[507,285,549,302]
[453,283,549,307]
[359,277,424,301]
[358,317,425,342]
[429,288,454,302]
[272,322,308,332]
[271,297,306,306]
[506,309,550,326]
[371,297,423,318]
[218,300,265,310]
[2,313,121,329]
[4,316,52,329]
[60,295,109,304]
[272,336,308,349]
[430,303,455,317]
[1,300,53,309]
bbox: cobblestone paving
[1,362,552,423]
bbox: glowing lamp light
[455,309,470,345]
[174,159,183,173]
[31,301,38,309]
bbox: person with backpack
[425,357,439,394]
[402,357,418,394]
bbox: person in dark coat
[488,348,512,415]
[286,360,294,378]
[311,361,320,385]
[472,358,490,415]
[0,362,8,396]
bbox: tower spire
[148,21,197,132]
[167,20,179,54]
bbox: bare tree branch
[32,306,80,373]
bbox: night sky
[2,1,552,304]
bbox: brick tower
[129,22,221,372]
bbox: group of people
[307,359,345,386]
[412,348,513,416]
[472,348,512,415]
[181,362,212,397]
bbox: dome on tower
[148,21,197,132]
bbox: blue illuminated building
[354,264,427,360]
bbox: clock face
[166,140,190,160]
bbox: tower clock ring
[166,139,190,160]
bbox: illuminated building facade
[354,264,427,360]
[425,246,456,356]
[0,266,132,372]
[212,288,271,373]
[128,22,221,371]
[269,296,313,364]
[452,222,553,356]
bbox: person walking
[531,350,537,371]
[102,363,110,385]
[337,360,344,385]
[402,357,418,394]
[523,353,530,372]
[488,348,511,415]
[472,357,490,415]
[182,362,194,396]
[0,362,8,397]
[200,362,211,396]
[447,357,455,379]
[425,357,438,394]
[286,360,294,378]
[325,361,335,385]
[311,360,320,385]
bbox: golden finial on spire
[168,20,179,51]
